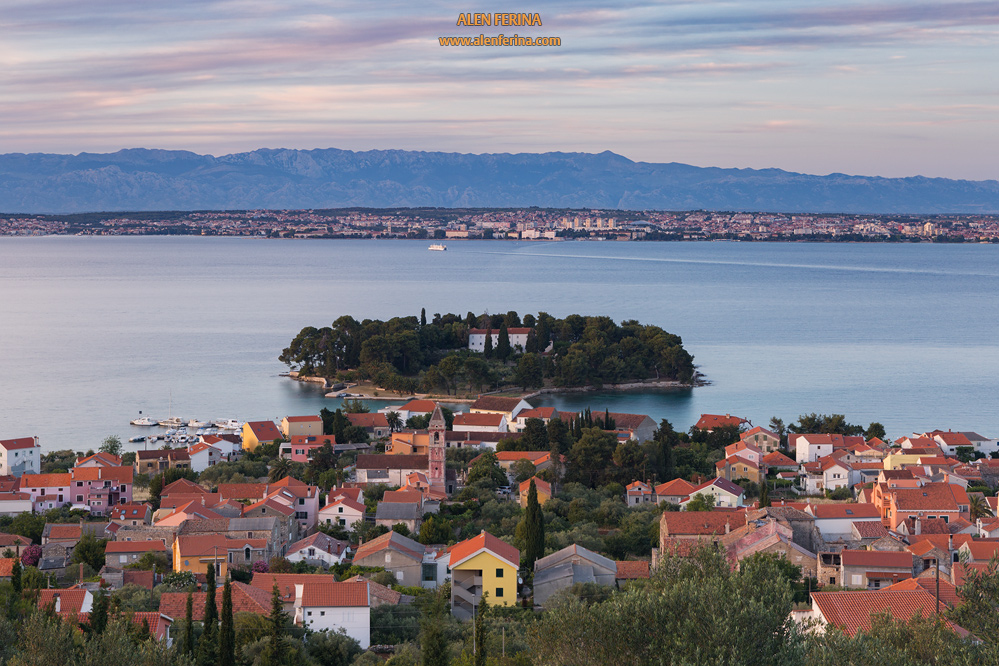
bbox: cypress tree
[760,479,771,508]
[604,409,615,431]
[523,480,545,573]
[219,577,235,666]
[261,581,287,666]
[496,324,512,360]
[90,587,109,635]
[419,587,449,666]
[184,591,194,655]
[473,594,489,666]
[197,564,218,666]
[11,558,21,595]
[483,328,493,358]
[421,308,427,327]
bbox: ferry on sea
[428,243,447,251]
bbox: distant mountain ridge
[1,147,997,214]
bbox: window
[829,577,836,584]
[76,495,83,502]
[422,564,437,582]
[307,611,312,617]
[245,547,251,561]
[495,587,504,598]
[320,611,325,616]
[298,498,305,505]
[495,568,504,578]
[396,570,404,582]
[184,560,190,566]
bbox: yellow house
[242,420,283,452]
[518,476,551,508]
[173,535,228,578]
[387,431,430,455]
[449,531,520,619]
[715,455,763,485]
[883,452,927,470]
[280,415,323,439]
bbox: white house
[801,456,854,494]
[286,532,350,568]
[318,496,365,529]
[0,437,41,477]
[0,492,33,516]
[467,327,531,353]
[680,477,745,508]
[451,412,507,433]
[199,434,241,459]
[294,581,371,648]
[187,442,223,473]
[793,434,836,464]
[805,503,882,542]
[961,431,999,456]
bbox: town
[3,207,999,242]
[2,397,999,665]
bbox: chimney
[914,517,921,535]
[948,535,954,552]
[725,520,731,534]
[54,593,61,613]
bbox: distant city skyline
[3,0,998,180]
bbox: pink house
[21,465,133,516]
[283,435,336,463]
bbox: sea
[1,237,997,453]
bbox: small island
[279,310,696,398]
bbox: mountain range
[1,147,997,215]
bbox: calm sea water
[1,237,997,452]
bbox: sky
[2,0,998,180]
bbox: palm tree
[386,411,402,433]
[268,458,291,482]
[969,494,994,521]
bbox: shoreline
[285,371,706,403]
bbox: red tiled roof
[72,466,134,483]
[38,589,88,613]
[244,497,295,516]
[882,577,961,607]
[694,414,747,431]
[840,549,913,569]
[519,477,551,496]
[469,327,531,335]
[161,478,209,495]
[453,413,505,427]
[300,581,369,607]
[892,483,968,512]
[344,575,402,604]
[487,451,551,463]
[110,503,152,520]
[0,437,37,450]
[450,531,520,568]
[808,503,881,519]
[399,400,438,413]
[250,573,341,602]
[285,415,321,423]
[352,530,425,563]
[661,510,747,536]
[853,521,889,538]
[0,558,17,577]
[811,589,967,637]
[382,490,423,504]
[615,560,650,579]
[0,534,30,547]
[654,478,697,497]
[322,496,365,514]
[346,413,389,428]
[46,524,84,540]
[20,473,72,488]
[288,532,348,557]
[105,540,166,553]
[218,483,268,500]
[76,452,122,466]
[761,451,797,467]
[159,582,270,620]
[245,421,282,442]
[516,407,558,420]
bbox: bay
[0,237,997,452]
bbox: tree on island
[483,328,493,358]
[496,324,512,360]
[515,352,544,390]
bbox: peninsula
[279,311,696,399]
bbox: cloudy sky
[3,0,998,179]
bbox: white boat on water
[428,243,447,251]
[130,416,158,426]
[213,419,242,430]
[188,419,207,428]
[128,436,146,443]
[158,417,183,428]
